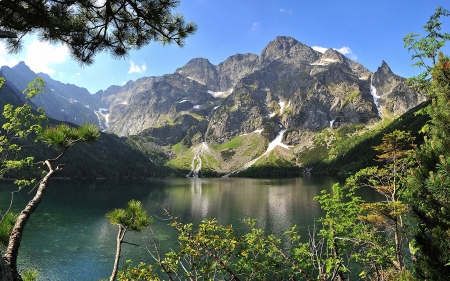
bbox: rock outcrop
[371,61,426,115]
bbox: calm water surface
[0,177,358,280]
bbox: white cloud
[128,61,147,73]
[335,46,357,60]
[312,46,328,53]
[251,22,261,31]
[312,45,357,60]
[0,42,20,67]
[0,37,69,74]
[23,39,69,74]
[280,8,292,13]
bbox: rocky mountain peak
[372,60,400,88]
[370,61,426,116]
[310,48,371,79]
[216,53,259,90]
[13,61,31,72]
[377,61,394,76]
[176,57,219,89]
[178,58,214,71]
[321,48,346,63]
[259,36,321,65]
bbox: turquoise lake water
[0,177,370,280]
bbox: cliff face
[371,61,426,115]
[102,73,220,136]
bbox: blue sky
[1,0,449,94]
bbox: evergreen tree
[0,0,197,65]
[407,53,450,280]
[106,200,152,281]
[404,6,450,280]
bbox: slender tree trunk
[3,160,59,281]
[110,226,125,281]
[332,243,344,281]
[393,219,403,271]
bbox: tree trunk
[110,226,125,281]
[0,256,13,281]
[393,220,403,271]
[3,160,58,281]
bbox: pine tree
[407,53,450,280]
[106,200,152,281]
[404,6,450,280]
[0,0,197,65]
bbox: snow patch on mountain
[207,88,233,98]
[187,76,205,85]
[94,108,110,129]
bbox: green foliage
[402,7,450,279]
[0,211,17,245]
[39,123,100,149]
[106,200,152,281]
[297,142,328,166]
[166,146,195,170]
[0,77,47,186]
[106,200,152,232]
[0,77,102,280]
[315,183,366,279]
[254,150,293,167]
[57,131,174,180]
[117,260,160,281]
[21,269,38,281]
[313,130,418,279]
[407,55,450,279]
[312,102,429,176]
[119,217,316,280]
[404,6,450,88]
[1,0,197,65]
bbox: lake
[0,177,362,280]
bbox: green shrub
[0,211,17,245]
[22,269,38,281]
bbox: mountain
[371,61,422,115]
[99,36,424,141]
[1,62,109,130]
[0,36,428,177]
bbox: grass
[172,142,184,154]
[254,150,295,167]
[167,147,196,169]
[211,136,244,150]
